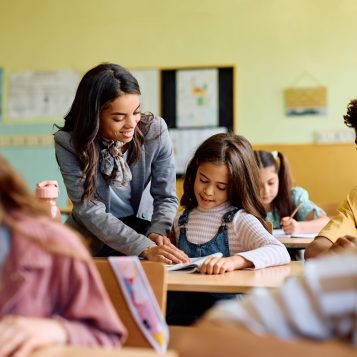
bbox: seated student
[167,133,290,325]
[0,155,127,356]
[195,247,357,347]
[305,98,357,259]
[254,150,329,235]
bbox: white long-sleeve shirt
[205,250,357,345]
[173,202,290,269]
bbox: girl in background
[255,150,329,235]
[0,155,127,356]
[167,133,290,325]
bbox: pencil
[290,202,303,219]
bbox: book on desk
[166,252,223,273]
[273,229,316,238]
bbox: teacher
[54,63,187,263]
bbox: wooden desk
[167,261,303,293]
[31,346,177,357]
[170,321,356,357]
[277,237,314,248]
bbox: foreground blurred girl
[0,155,126,356]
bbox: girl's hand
[0,316,67,357]
[200,256,251,275]
[142,244,189,264]
[280,217,300,234]
[147,233,171,246]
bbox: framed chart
[161,65,235,175]
[161,66,234,130]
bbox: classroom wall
[1,0,357,207]
[176,143,357,211]
[252,143,357,206]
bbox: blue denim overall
[166,208,239,326]
[177,208,238,258]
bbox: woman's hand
[142,244,189,264]
[147,233,171,246]
[280,217,300,234]
[200,256,252,275]
[0,316,67,357]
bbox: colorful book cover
[108,256,169,353]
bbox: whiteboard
[130,69,159,116]
[177,68,219,127]
[169,127,228,174]
[8,69,80,120]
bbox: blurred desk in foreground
[167,261,303,294]
[31,346,177,357]
[170,321,356,357]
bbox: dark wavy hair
[181,133,269,231]
[254,150,294,218]
[55,63,153,201]
[343,99,357,129]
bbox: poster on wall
[8,69,80,121]
[176,68,219,127]
[130,69,159,116]
[169,127,227,174]
[284,86,327,116]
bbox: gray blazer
[54,117,178,256]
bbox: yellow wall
[176,143,357,209]
[2,1,357,142]
[253,143,357,206]
[1,0,357,206]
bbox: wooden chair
[59,198,73,218]
[94,259,167,348]
[266,220,273,234]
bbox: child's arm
[304,236,333,258]
[280,215,330,235]
[230,212,291,269]
[199,255,253,275]
[0,316,67,356]
[282,187,330,234]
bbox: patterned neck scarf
[99,138,132,187]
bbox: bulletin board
[161,66,235,175]
[7,69,80,122]
[130,68,159,115]
[161,66,234,130]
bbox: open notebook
[273,229,316,238]
[166,252,223,273]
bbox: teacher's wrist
[139,244,155,259]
